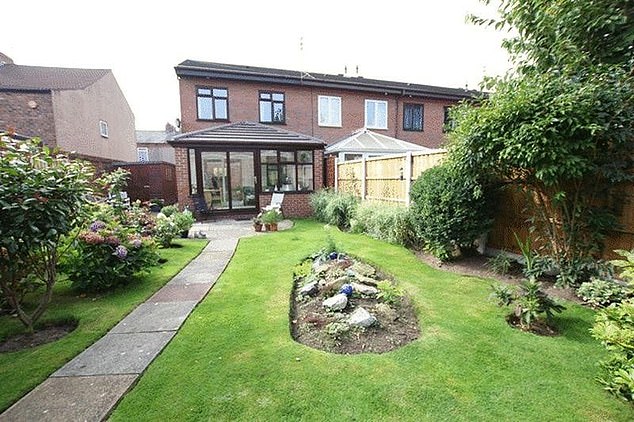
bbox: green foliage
[172,209,195,233]
[324,321,350,340]
[376,280,404,306]
[154,213,182,248]
[160,204,178,217]
[60,220,159,291]
[310,189,358,231]
[577,278,631,309]
[612,250,634,284]
[351,202,417,246]
[292,259,313,280]
[592,298,634,402]
[261,209,283,224]
[0,136,93,331]
[487,252,513,275]
[97,168,130,216]
[410,163,492,260]
[492,278,565,330]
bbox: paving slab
[205,238,239,251]
[0,374,136,422]
[148,283,212,303]
[168,271,220,285]
[110,301,198,333]
[53,331,175,377]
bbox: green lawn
[0,239,208,412]
[110,220,634,421]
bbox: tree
[0,136,93,332]
[447,1,634,284]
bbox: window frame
[137,147,149,162]
[403,103,424,132]
[196,86,229,121]
[364,99,388,130]
[259,149,314,193]
[259,91,286,124]
[99,120,109,138]
[317,95,342,127]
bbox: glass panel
[229,152,256,209]
[213,88,227,98]
[201,151,228,210]
[197,88,211,95]
[318,96,329,125]
[272,93,284,101]
[297,164,313,191]
[281,164,296,191]
[260,150,278,192]
[377,102,387,128]
[260,101,272,122]
[260,92,271,99]
[273,102,284,122]
[214,99,228,119]
[197,97,212,119]
[297,150,313,163]
[366,101,376,127]
[280,151,294,163]
[188,149,197,195]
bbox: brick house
[0,53,136,168]
[173,59,477,218]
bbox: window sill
[318,124,342,128]
[366,126,388,130]
[197,118,230,122]
[403,128,424,132]
[260,121,287,125]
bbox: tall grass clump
[351,202,416,246]
[310,189,358,230]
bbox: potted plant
[173,209,195,238]
[252,214,263,232]
[261,209,283,232]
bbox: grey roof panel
[170,121,326,147]
[175,60,481,100]
[136,130,177,143]
[325,129,441,154]
[0,64,109,91]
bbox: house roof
[325,129,443,155]
[0,64,109,91]
[175,60,481,101]
[136,130,177,144]
[170,121,326,148]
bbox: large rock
[299,281,318,296]
[350,262,376,277]
[375,303,398,322]
[323,293,348,311]
[354,274,378,287]
[350,282,378,296]
[348,307,377,328]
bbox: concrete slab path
[0,219,265,422]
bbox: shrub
[261,209,283,224]
[351,202,417,246]
[160,204,178,217]
[310,189,358,231]
[591,298,634,402]
[61,220,159,291]
[172,209,195,233]
[491,278,565,331]
[577,278,631,308]
[487,252,513,275]
[410,163,492,260]
[376,280,404,306]
[612,249,634,283]
[154,213,181,247]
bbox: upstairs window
[259,91,285,124]
[99,120,109,138]
[197,87,228,121]
[318,95,341,127]
[403,103,424,131]
[365,99,388,129]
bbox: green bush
[172,209,195,233]
[410,163,492,260]
[154,213,181,247]
[578,278,631,308]
[487,252,513,275]
[310,189,358,231]
[351,202,417,246]
[60,220,159,292]
[591,298,634,402]
[160,204,178,217]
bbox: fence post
[334,156,339,192]
[361,156,367,201]
[405,152,412,206]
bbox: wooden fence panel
[411,152,446,180]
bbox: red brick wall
[174,146,193,210]
[324,155,336,187]
[178,77,458,148]
[0,91,56,147]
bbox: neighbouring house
[173,59,477,218]
[135,123,178,164]
[168,122,325,217]
[0,52,136,169]
[325,128,441,161]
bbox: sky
[3,0,511,130]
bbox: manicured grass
[0,239,208,412]
[111,220,634,421]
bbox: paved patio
[0,219,274,422]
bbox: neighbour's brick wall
[179,77,459,148]
[0,91,56,147]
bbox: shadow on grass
[552,315,595,344]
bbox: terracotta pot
[269,222,278,232]
[264,223,271,231]
[253,223,263,232]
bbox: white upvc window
[99,120,109,138]
[318,95,342,127]
[365,99,388,129]
[137,147,149,162]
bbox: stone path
[0,220,257,422]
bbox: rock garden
[290,249,420,354]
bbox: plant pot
[253,223,263,232]
[269,222,278,232]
